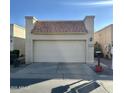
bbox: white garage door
[33,40,86,62]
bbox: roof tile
[31,21,87,34]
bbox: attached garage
[33,40,86,62]
[25,16,94,63]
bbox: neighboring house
[94,24,113,59]
[25,16,95,64]
[10,24,25,55]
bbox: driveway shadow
[10,78,49,88]
[51,80,100,93]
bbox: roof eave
[31,31,88,35]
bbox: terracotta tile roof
[31,21,88,34]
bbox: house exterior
[25,16,95,64]
[10,24,25,55]
[94,24,113,58]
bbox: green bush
[10,50,20,65]
[94,42,103,57]
[13,50,20,58]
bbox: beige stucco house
[94,24,113,58]
[10,24,25,55]
[25,16,95,64]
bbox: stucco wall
[25,16,95,63]
[94,24,113,58]
[84,16,95,63]
[10,24,14,51]
[10,24,25,55]
[13,24,25,39]
[13,37,25,55]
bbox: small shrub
[13,50,20,58]
[10,50,20,65]
[94,42,103,58]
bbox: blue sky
[10,0,113,31]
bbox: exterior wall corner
[25,16,37,63]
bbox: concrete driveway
[10,63,113,93]
[11,63,97,80]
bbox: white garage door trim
[33,40,86,63]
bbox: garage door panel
[33,41,86,62]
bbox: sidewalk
[11,79,113,93]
